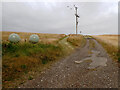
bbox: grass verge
[2,41,65,88]
[94,38,119,62]
[67,34,86,47]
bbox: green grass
[2,42,61,57]
[2,42,64,88]
[28,76,33,80]
[2,35,86,88]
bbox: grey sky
[2,2,118,35]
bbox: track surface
[20,38,118,88]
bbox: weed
[28,76,33,80]
[2,41,64,88]
[2,31,69,88]
[21,65,27,69]
[14,54,20,57]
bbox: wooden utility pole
[74,5,79,35]
[67,5,80,35]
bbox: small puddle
[75,50,107,69]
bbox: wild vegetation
[2,31,67,88]
[67,34,86,47]
[93,35,119,62]
[2,42,64,87]
[2,32,86,88]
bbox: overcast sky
[2,2,118,35]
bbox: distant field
[93,35,119,47]
[93,35,119,62]
[2,31,66,44]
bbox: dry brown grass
[93,35,119,47]
[2,32,86,88]
[2,31,66,44]
[2,42,65,88]
[67,34,86,47]
[93,35,119,62]
[2,31,67,88]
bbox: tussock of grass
[67,34,86,47]
[2,42,64,87]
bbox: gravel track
[19,38,118,88]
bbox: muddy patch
[75,50,107,69]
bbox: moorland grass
[2,34,86,88]
[67,35,86,47]
[2,42,64,87]
[94,38,119,62]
